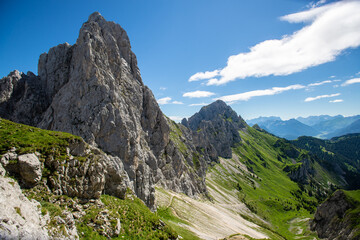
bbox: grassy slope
[1,118,341,239]
[0,118,178,239]
[207,126,319,239]
[292,134,360,189]
[343,190,360,236]
[0,118,81,156]
[155,126,323,239]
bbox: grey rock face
[0,162,6,177]
[0,12,207,207]
[186,100,247,162]
[45,139,130,200]
[0,71,49,126]
[285,157,314,184]
[0,176,49,240]
[18,153,42,186]
[310,190,359,239]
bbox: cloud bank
[329,99,343,103]
[216,84,305,103]
[304,93,340,102]
[189,103,209,107]
[157,97,183,105]
[189,1,360,86]
[342,77,360,86]
[183,90,215,98]
[307,80,332,87]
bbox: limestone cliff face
[310,190,360,240]
[0,175,50,240]
[0,12,206,207]
[0,70,49,126]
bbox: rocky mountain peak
[184,100,248,161]
[0,12,207,208]
[187,100,246,131]
[88,11,103,22]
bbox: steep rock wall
[0,12,206,208]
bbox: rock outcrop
[0,12,207,207]
[182,100,247,162]
[18,153,42,187]
[0,176,49,240]
[0,70,49,126]
[310,190,360,239]
[284,157,315,185]
[0,136,129,200]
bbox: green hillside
[0,118,178,239]
[2,117,358,239]
[292,134,360,189]
[208,126,322,239]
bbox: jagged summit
[0,12,207,208]
[186,100,245,130]
[88,11,103,22]
[182,100,248,161]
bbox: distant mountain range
[247,115,360,140]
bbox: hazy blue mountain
[250,115,360,140]
[246,116,281,126]
[296,115,337,126]
[312,115,360,134]
[324,119,360,139]
[257,118,320,140]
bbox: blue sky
[1,0,359,121]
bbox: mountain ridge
[1,11,360,240]
[0,12,208,208]
[247,114,360,140]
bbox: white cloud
[159,87,167,91]
[183,90,215,98]
[305,93,340,102]
[216,84,305,103]
[172,101,184,105]
[157,97,172,105]
[169,116,184,121]
[190,1,360,86]
[206,78,222,86]
[329,99,343,103]
[329,75,336,78]
[189,70,220,82]
[341,78,360,86]
[308,80,332,87]
[189,103,209,107]
[157,97,183,105]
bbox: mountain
[246,116,281,126]
[1,11,360,240]
[312,115,360,137]
[182,100,247,161]
[0,118,180,239]
[0,12,208,209]
[1,107,359,239]
[310,189,360,239]
[168,105,354,239]
[324,119,360,139]
[292,134,360,189]
[296,115,336,126]
[256,118,320,140]
[249,115,360,140]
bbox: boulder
[18,153,42,186]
